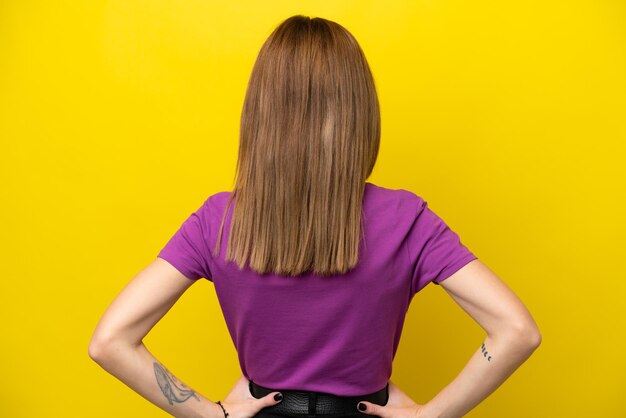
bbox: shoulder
[195,191,234,229]
[365,182,426,213]
[200,191,233,211]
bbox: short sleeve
[157,201,213,282]
[407,197,477,295]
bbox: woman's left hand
[217,375,283,418]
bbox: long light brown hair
[214,15,380,277]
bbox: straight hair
[214,15,380,277]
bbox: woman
[88,15,541,418]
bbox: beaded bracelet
[216,400,229,418]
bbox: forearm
[90,340,222,418]
[421,330,541,418]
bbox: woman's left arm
[88,258,222,418]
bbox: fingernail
[358,402,367,411]
[274,393,283,401]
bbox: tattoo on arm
[153,362,200,405]
[481,342,492,362]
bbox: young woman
[89,15,541,418]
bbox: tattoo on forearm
[153,362,200,405]
[481,342,492,362]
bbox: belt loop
[308,391,317,415]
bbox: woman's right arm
[420,259,542,418]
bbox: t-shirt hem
[156,254,203,281]
[432,254,478,285]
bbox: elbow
[491,320,542,351]
[88,331,141,364]
[527,327,542,349]
[88,331,119,363]
[511,321,542,350]
[88,335,109,363]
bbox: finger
[357,401,387,418]
[259,391,283,408]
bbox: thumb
[259,391,283,408]
[357,401,387,417]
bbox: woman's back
[89,14,540,418]
[157,181,477,396]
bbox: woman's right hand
[356,380,433,418]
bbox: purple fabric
[157,182,477,396]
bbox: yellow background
[1,1,624,417]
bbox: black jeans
[250,379,389,418]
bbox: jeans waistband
[249,379,389,417]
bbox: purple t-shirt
[157,182,477,396]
